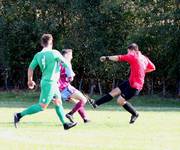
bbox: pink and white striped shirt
[58,63,75,91]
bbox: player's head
[41,34,53,48]
[61,49,73,61]
[127,43,139,52]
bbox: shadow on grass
[0,91,180,112]
[0,101,180,112]
[0,122,61,127]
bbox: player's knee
[53,98,62,106]
[109,87,121,97]
[80,99,86,105]
[117,98,126,106]
[76,93,87,103]
[40,103,48,110]
[81,96,87,103]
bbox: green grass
[0,91,180,150]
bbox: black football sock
[95,93,113,106]
[17,113,22,119]
[123,102,137,116]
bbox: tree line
[0,0,179,97]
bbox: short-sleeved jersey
[29,48,66,82]
[118,51,155,90]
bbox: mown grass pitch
[0,91,180,150]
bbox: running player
[14,34,77,130]
[59,49,90,123]
[88,43,155,124]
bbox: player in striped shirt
[59,49,90,123]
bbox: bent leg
[14,103,44,128]
[78,107,88,120]
[68,91,86,114]
[19,81,53,118]
[20,103,44,117]
[117,95,137,116]
[70,90,87,103]
[69,91,87,115]
[14,81,53,128]
[68,90,89,121]
[95,87,121,106]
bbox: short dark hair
[127,43,139,51]
[61,49,72,56]
[41,34,53,47]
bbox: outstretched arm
[100,56,119,62]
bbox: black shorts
[118,80,140,100]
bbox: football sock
[20,103,43,117]
[55,105,66,124]
[123,102,137,116]
[78,107,86,119]
[95,93,113,106]
[70,100,85,114]
[16,113,22,120]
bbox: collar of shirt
[42,47,52,51]
[128,50,141,56]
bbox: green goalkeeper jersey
[29,48,68,82]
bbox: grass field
[0,91,180,150]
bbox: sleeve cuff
[117,55,121,61]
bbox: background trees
[0,0,179,97]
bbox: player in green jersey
[14,34,77,130]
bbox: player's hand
[67,77,74,82]
[27,80,36,89]
[100,56,106,62]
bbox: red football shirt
[118,51,155,90]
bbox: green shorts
[39,80,61,105]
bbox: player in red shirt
[88,43,155,124]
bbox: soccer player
[59,49,90,123]
[14,34,77,130]
[88,43,155,124]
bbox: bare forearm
[108,56,119,62]
[27,68,36,89]
[100,55,119,62]
[28,68,34,81]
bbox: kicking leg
[88,87,121,108]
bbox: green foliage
[126,0,180,95]
[64,0,137,80]
[0,0,179,95]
